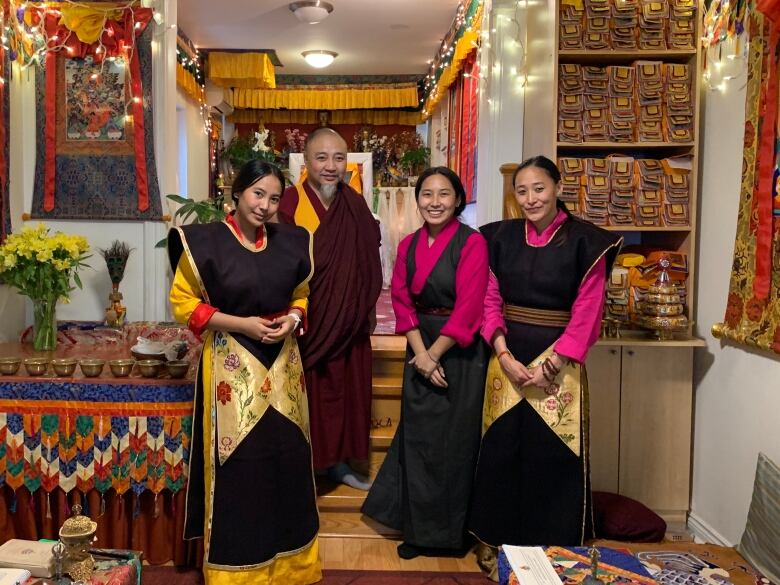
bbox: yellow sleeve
[289,280,309,315]
[169,255,205,324]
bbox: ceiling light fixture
[289,1,334,24]
[302,50,338,68]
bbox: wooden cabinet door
[619,345,693,523]
[585,345,622,493]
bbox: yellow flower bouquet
[0,224,90,351]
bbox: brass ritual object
[635,256,688,340]
[58,504,97,582]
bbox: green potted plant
[399,146,431,186]
[155,194,228,248]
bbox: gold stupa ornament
[636,256,688,340]
[58,504,97,582]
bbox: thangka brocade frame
[719,3,780,354]
[31,26,162,220]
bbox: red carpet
[141,567,489,585]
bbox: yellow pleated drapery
[422,2,483,118]
[230,83,419,110]
[207,52,276,89]
[176,63,205,104]
[228,108,424,126]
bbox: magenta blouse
[481,209,606,363]
[392,218,489,348]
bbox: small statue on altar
[59,504,97,583]
[99,241,133,328]
[317,110,330,127]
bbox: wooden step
[370,425,395,451]
[372,374,402,396]
[371,335,406,359]
[319,511,401,539]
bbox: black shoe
[397,542,421,560]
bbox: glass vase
[32,296,57,351]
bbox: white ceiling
[177,0,463,76]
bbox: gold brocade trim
[172,227,211,305]
[503,304,571,327]
[222,220,269,253]
[482,345,582,457]
[212,333,309,465]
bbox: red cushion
[592,491,667,542]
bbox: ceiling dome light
[289,1,334,24]
[302,50,338,68]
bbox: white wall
[475,0,527,225]
[691,77,780,544]
[176,90,210,202]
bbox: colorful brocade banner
[29,9,162,220]
[0,379,192,498]
[718,3,780,353]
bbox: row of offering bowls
[0,357,190,378]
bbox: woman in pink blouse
[362,167,489,560]
[469,156,622,579]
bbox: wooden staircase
[317,335,406,539]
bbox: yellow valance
[422,2,483,118]
[228,108,423,126]
[176,63,205,104]
[55,3,124,44]
[230,83,420,110]
[207,52,276,89]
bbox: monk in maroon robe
[278,128,382,489]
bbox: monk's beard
[320,183,338,203]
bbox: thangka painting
[718,5,780,354]
[65,57,127,142]
[31,27,161,220]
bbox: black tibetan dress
[167,220,320,584]
[469,216,621,548]
[362,222,488,550]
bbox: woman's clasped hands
[242,315,298,344]
[409,350,448,388]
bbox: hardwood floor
[319,535,482,572]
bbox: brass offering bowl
[0,357,21,375]
[79,359,105,378]
[165,360,189,379]
[51,358,78,377]
[108,359,135,378]
[136,359,163,378]
[23,357,50,376]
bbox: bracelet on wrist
[287,312,302,329]
[426,350,439,364]
[497,350,513,362]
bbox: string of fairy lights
[419,0,529,119]
[701,0,749,94]
[176,33,212,135]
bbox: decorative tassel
[28,492,35,514]
[10,492,16,514]
[46,492,52,519]
[100,493,106,517]
[64,497,71,518]
[153,493,159,518]
[133,493,140,519]
[171,493,175,516]
[82,492,89,517]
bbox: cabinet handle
[609,349,617,355]
[627,349,634,356]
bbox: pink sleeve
[554,256,607,363]
[391,234,419,334]
[480,271,508,345]
[441,233,489,347]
